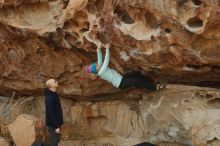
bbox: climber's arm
[97,44,103,66]
[98,46,110,74]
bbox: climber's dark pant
[118,71,157,91]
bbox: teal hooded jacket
[97,48,123,88]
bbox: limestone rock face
[0,1,220,146]
[67,85,220,146]
[0,0,219,97]
[0,85,219,146]
[8,114,38,146]
[192,121,220,146]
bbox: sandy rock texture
[0,0,220,146]
[0,0,219,97]
[0,85,219,146]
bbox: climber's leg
[123,71,144,79]
[119,77,157,91]
[123,71,155,84]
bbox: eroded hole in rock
[74,11,88,20]
[151,35,155,41]
[194,91,201,97]
[207,138,220,146]
[176,0,189,6]
[165,28,172,33]
[72,32,80,38]
[65,34,77,46]
[97,32,108,44]
[171,43,178,46]
[114,7,135,24]
[192,0,202,6]
[63,0,70,9]
[199,94,206,100]
[86,3,97,14]
[187,17,203,28]
[200,94,205,98]
[64,20,79,29]
[56,27,65,37]
[184,99,190,103]
[145,11,159,29]
[207,98,220,108]
[95,0,105,12]
[185,64,202,69]
[80,22,90,33]
[205,94,213,99]
[80,28,89,33]
[63,21,71,29]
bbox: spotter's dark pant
[32,127,60,146]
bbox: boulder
[8,114,39,146]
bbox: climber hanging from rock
[86,42,165,91]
